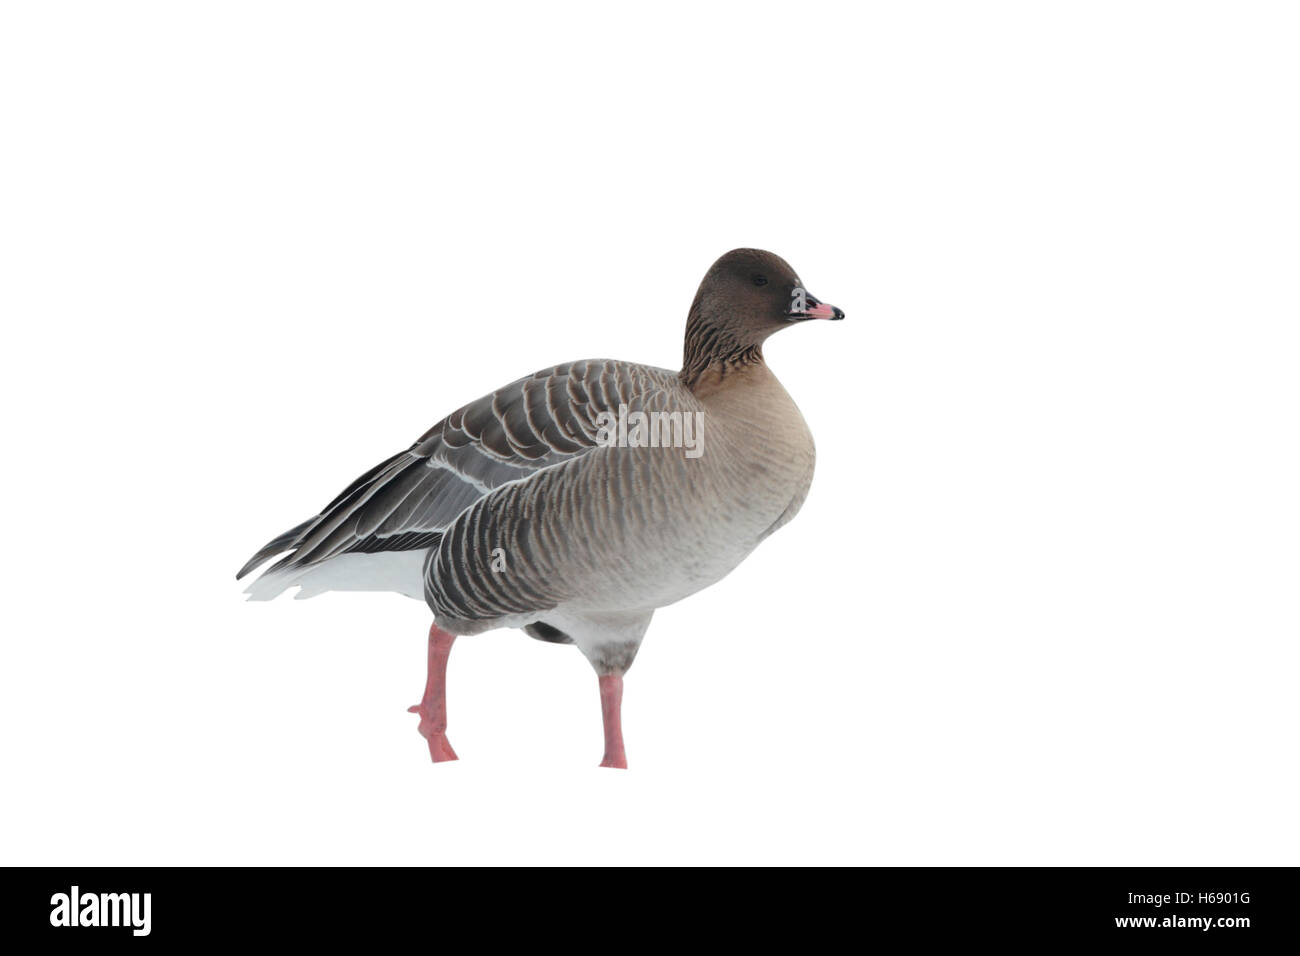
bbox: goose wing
[238,359,672,592]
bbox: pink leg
[599,673,628,769]
[407,623,458,762]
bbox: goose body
[239,249,841,766]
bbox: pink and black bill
[788,293,845,321]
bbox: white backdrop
[2,2,1296,865]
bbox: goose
[238,248,843,768]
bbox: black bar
[5,867,1296,944]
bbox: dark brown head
[680,248,843,387]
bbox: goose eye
[752,274,768,286]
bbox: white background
[2,2,1296,865]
